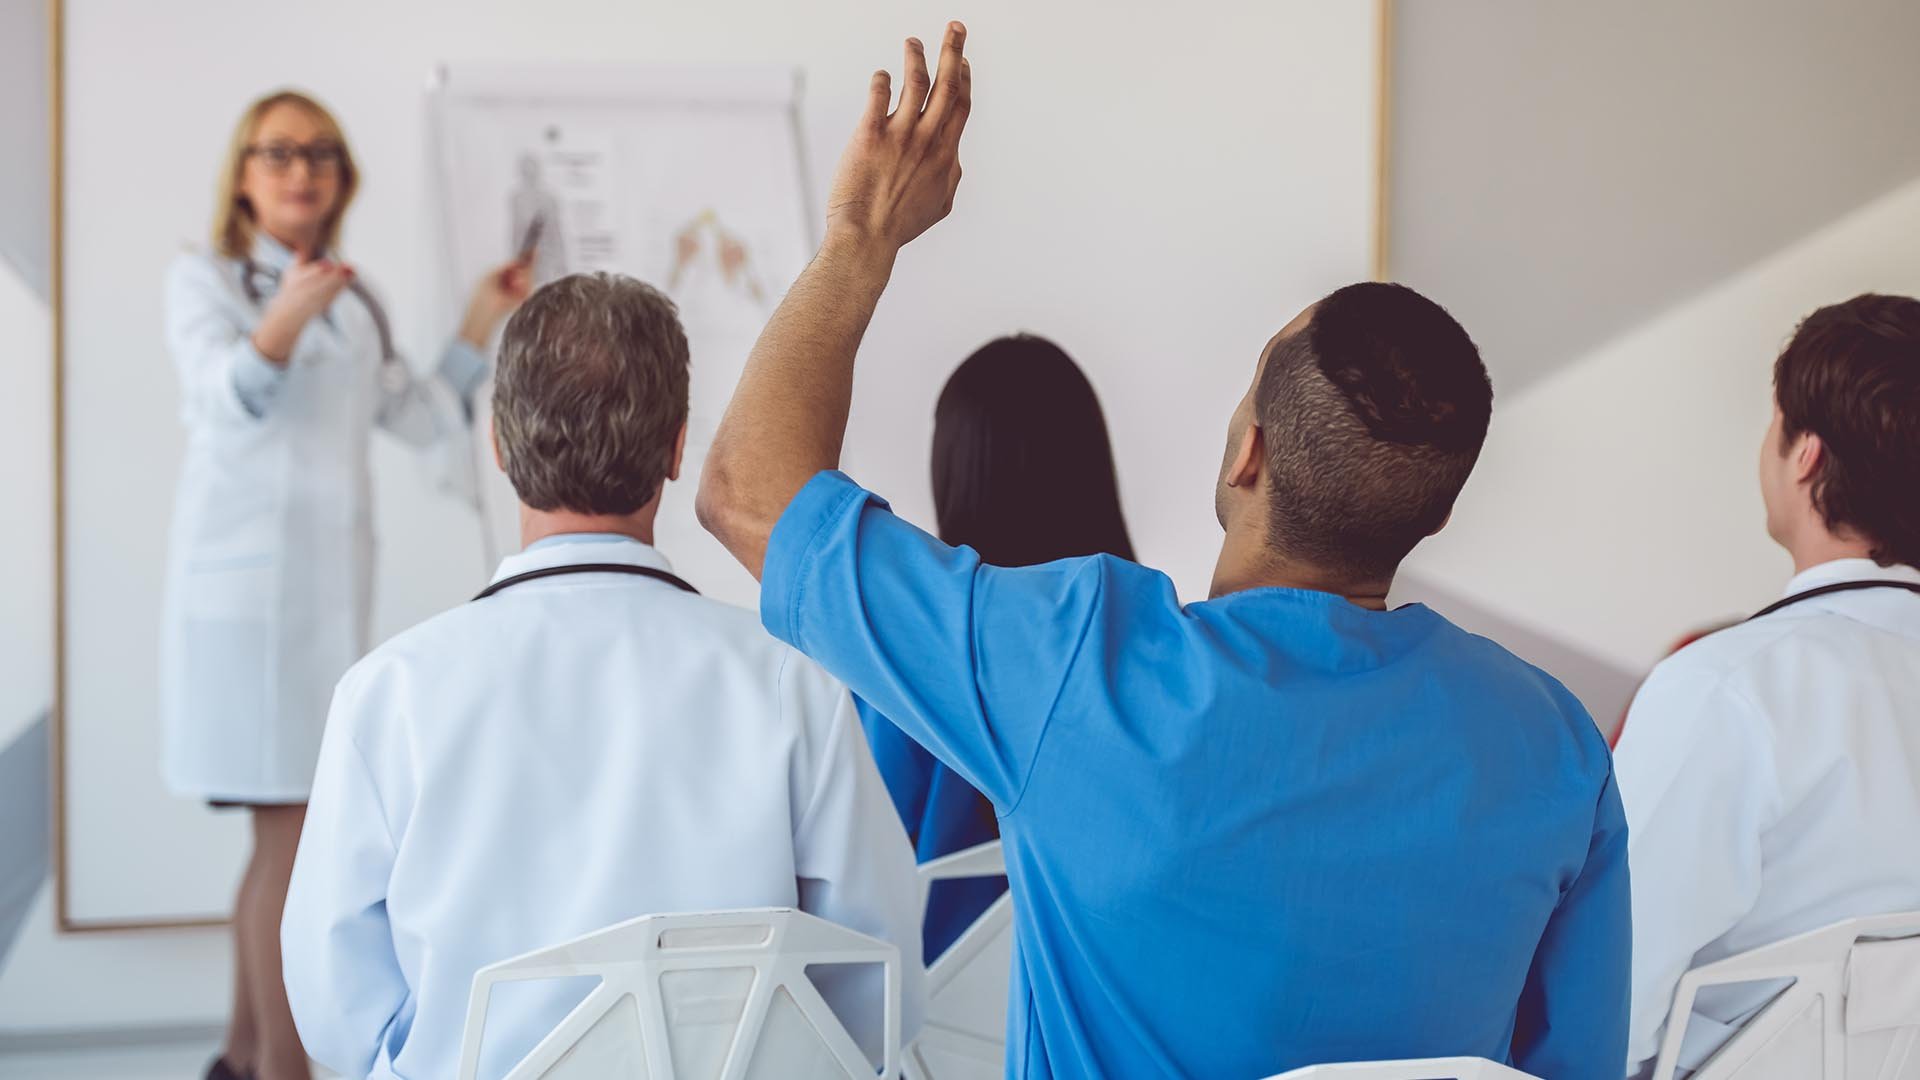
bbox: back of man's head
[1257,282,1492,582]
[1774,293,1920,568]
[493,272,690,514]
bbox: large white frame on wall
[47,0,1394,933]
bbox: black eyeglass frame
[244,142,346,175]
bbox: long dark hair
[931,334,1136,567]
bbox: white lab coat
[281,537,926,1080]
[158,235,479,802]
[1615,558,1920,1077]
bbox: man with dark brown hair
[281,272,923,1080]
[1617,294,1920,1077]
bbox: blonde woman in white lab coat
[160,89,529,1080]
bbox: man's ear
[1794,431,1825,485]
[668,421,689,483]
[489,419,503,472]
[1226,423,1264,490]
[1428,510,1453,539]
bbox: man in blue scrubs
[699,24,1629,1078]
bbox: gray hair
[492,272,691,514]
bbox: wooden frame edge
[49,0,71,934]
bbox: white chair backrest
[1267,1057,1541,1079]
[1652,909,1920,1080]
[903,841,1013,1080]
[456,907,898,1080]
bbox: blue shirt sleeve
[1511,766,1633,1080]
[854,696,936,844]
[761,471,1111,813]
[436,338,491,414]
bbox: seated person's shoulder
[714,586,896,684]
[1633,605,1908,751]
[333,601,492,701]
[1632,615,1817,727]
[1431,623,1609,752]
[996,549,1165,595]
[979,553,1188,661]
[351,587,840,707]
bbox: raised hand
[825,21,971,250]
[698,21,977,578]
[459,255,534,349]
[252,256,354,365]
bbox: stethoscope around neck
[1746,578,1920,621]
[472,562,700,601]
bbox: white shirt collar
[489,536,678,588]
[250,232,299,272]
[1782,557,1920,598]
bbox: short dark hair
[1774,293,1920,568]
[492,273,690,515]
[931,334,1135,567]
[1257,282,1492,580]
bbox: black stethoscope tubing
[1747,579,1920,622]
[241,255,400,368]
[473,562,700,602]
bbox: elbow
[694,459,748,546]
[696,457,774,578]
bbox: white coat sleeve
[1613,661,1777,1077]
[344,273,487,449]
[785,654,928,1063]
[282,665,409,1079]
[374,338,489,450]
[164,254,285,425]
[352,275,485,503]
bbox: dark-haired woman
[862,334,1135,961]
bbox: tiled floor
[0,1039,219,1079]
[0,1041,339,1079]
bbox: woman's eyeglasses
[247,142,345,177]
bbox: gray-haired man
[281,272,924,1080]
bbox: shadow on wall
[0,714,50,972]
[1392,575,1639,741]
[1389,0,1920,397]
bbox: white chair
[902,841,1014,1080]
[1268,1058,1540,1079]
[456,907,899,1080]
[1650,909,1920,1080]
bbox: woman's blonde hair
[212,89,358,259]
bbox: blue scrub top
[762,472,1630,1080]
[855,697,1007,962]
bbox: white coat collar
[250,232,300,272]
[489,535,679,588]
[1783,557,1920,597]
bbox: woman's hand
[459,256,534,349]
[251,257,354,365]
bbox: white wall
[1403,175,1920,675]
[0,265,50,752]
[0,243,235,1035]
[1388,0,1920,393]
[14,0,1380,1033]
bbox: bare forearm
[249,307,306,366]
[699,228,897,576]
[699,20,969,579]
[458,259,529,349]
